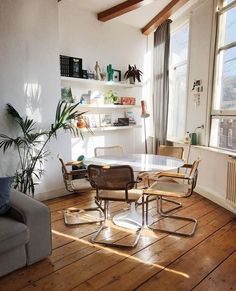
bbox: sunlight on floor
[52,229,190,279]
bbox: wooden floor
[1,191,236,291]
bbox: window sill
[169,139,236,157]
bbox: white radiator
[226,159,236,204]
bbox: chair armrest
[181,163,192,169]
[9,189,52,265]
[154,172,186,179]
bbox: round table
[84,153,184,172]
[85,154,184,229]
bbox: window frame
[210,0,236,151]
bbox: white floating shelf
[81,125,142,132]
[61,76,143,88]
[77,104,140,109]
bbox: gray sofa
[0,189,52,277]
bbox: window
[167,22,189,141]
[210,0,236,151]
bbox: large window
[210,0,236,151]
[167,22,189,141]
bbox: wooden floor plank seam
[190,249,236,290]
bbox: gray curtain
[153,19,171,150]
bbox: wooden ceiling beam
[98,0,153,22]
[141,0,188,35]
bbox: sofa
[0,189,52,277]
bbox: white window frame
[210,0,236,151]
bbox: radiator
[226,159,236,204]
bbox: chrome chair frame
[59,157,104,226]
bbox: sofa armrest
[9,189,52,265]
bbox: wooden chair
[143,159,201,236]
[59,157,103,225]
[94,145,124,157]
[87,164,143,248]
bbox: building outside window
[167,21,189,141]
[210,0,236,151]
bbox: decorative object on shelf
[80,90,91,104]
[82,70,88,79]
[104,90,119,104]
[76,116,88,128]
[94,61,102,81]
[87,71,95,79]
[125,111,136,124]
[113,69,121,82]
[61,87,74,103]
[87,114,100,128]
[107,64,113,81]
[0,101,87,197]
[120,97,136,105]
[140,100,150,154]
[100,114,112,127]
[124,64,143,84]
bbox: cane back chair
[143,159,201,237]
[88,164,143,248]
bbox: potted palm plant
[124,64,143,84]
[0,101,88,197]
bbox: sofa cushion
[0,176,14,215]
[0,216,29,254]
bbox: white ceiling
[64,0,172,28]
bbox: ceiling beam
[141,0,188,35]
[98,0,153,22]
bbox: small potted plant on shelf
[104,90,119,104]
[124,65,143,84]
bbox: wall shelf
[81,125,141,133]
[77,104,140,109]
[61,76,143,88]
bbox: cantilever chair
[59,157,103,225]
[94,145,124,157]
[139,145,185,214]
[144,159,201,236]
[157,145,184,159]
[87,164,143,248]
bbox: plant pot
[129,77,135,84]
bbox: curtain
[153,19,171,150]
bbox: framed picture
[100,114,112,127]
[87,114,100,128]
[113,69,121,82]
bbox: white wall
[0,0,67,199]
[58,1,147,158]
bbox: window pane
[214,46,236,110]
[167,64,187,140]
[170,24,189,66]
[220,7,236,46]
[210,117,236,151]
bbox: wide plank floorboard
[0,191,235,291]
